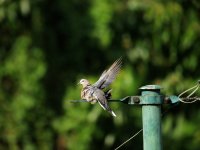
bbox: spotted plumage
[79,58,122,117]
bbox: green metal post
[140,85,162,150]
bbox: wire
[187,85,199,98]
[178,81,200,103]
[178,84,199,98]
[114,129,143,150]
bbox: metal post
[71,84,181,150]
[140,85,162,150]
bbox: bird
[78,58,122,117]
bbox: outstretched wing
[93,57,122,89]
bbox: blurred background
[0,0,200,149]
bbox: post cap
[139,85,162,90]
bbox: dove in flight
[79,58,122,117]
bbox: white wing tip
[111,111,117,117]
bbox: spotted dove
[79,58,122,117]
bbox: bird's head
[78,79,90,87]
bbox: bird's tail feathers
[98,101,117,117]
[98,101,106,110]
[110,110,116,117]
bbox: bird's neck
[82,84,91,88]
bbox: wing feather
[93,57,122,89]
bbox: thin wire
[178,84,199,98]
[178,84,200,103]
[187,85,199,98]
[179,98,197,103]
[114,129,143,150]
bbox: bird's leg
[104,89,112,99]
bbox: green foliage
[0,0,200,149]
[90,0,114,47]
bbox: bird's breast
[81,86,100,103]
